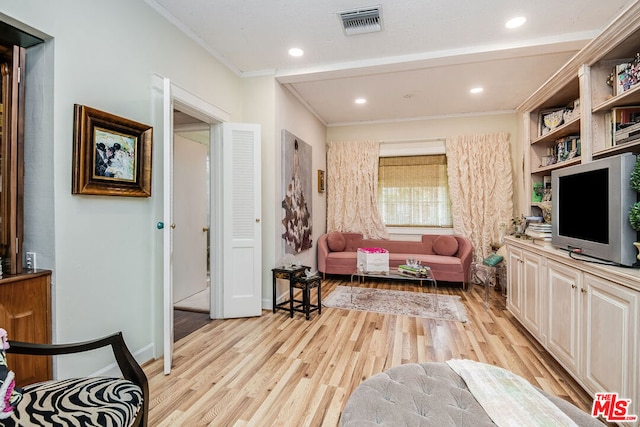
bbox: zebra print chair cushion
[2,377,143,427]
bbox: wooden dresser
[0,270,52,387]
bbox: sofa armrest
[317,233,329,273]
[454,236,474,277]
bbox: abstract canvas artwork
[281,130,313,254]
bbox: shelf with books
[593,139,640,159]
[531,115,580,145]
[531,132,581,176]
[531,157,581,175]
[592,105,640,152]
[520,1,640,218]
[592,83,640,113]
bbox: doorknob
[203,226,209,232]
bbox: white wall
[271,84,327,302]
[237,78,327,309]
[240,76,278,309]
[0,0,245,378]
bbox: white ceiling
[147,0,635,126]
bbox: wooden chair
[5,332,148,427]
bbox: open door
[173,134,208,306]
[155,75,259,374]
[217,123,262,318]
[161,77,174,375]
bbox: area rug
[323,286,468,322]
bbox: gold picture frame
[318,169,325,192]
[72,104,153,197]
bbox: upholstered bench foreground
[341,362,602,426]
[3,332,148,427]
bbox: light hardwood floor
[144,277,594,426]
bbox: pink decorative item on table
[0,328,23,419]
[357,247,389,273]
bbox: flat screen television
[551,152,637,266]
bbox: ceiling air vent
[339,6,382,36]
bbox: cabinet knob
[581,288,586,294]
[571,283,576,289]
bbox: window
[378,155,452,227]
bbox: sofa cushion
[432,235,459,256]
[326,231,346,252]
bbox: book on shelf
[607,106,640,146]
[525,222,552,241]
[554,134,580,162]
[604,111,613,148]
[614,61,640,96]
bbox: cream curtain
[446,133,513,260]
[327,141,388,239]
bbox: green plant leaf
[629,202,640,231]
[631,157,640,192]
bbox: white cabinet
[547,260,581,376]
[581,273,639,419]
[507,247,522,317]
[506,237,640,423]
[506,245,543,340]
[521,251,543,340]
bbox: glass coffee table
[350,267,438,310]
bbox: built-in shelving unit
[512,3,640,421]
[518,0,640,216]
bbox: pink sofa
[317,232,473,284]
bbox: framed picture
[72,104,153,197]
[318,169,325,192]
[538,108,565,136]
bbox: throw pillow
[326,231,346,252]
[432,235,459,256]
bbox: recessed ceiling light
[470,87,484,94]
[355,98,367,104]
[505,16,526,29]
[288,47,304,57]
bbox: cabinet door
[0,44,25,275]
[0,273,51,386]
[507,247,522,317]
[581,273,638,417]
[547,260,581,375]
[521,251,543,339]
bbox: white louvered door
[221,123,262,318]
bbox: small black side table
[290,274,322,320]
[272,266,307,314]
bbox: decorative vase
[634,242,640,262]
